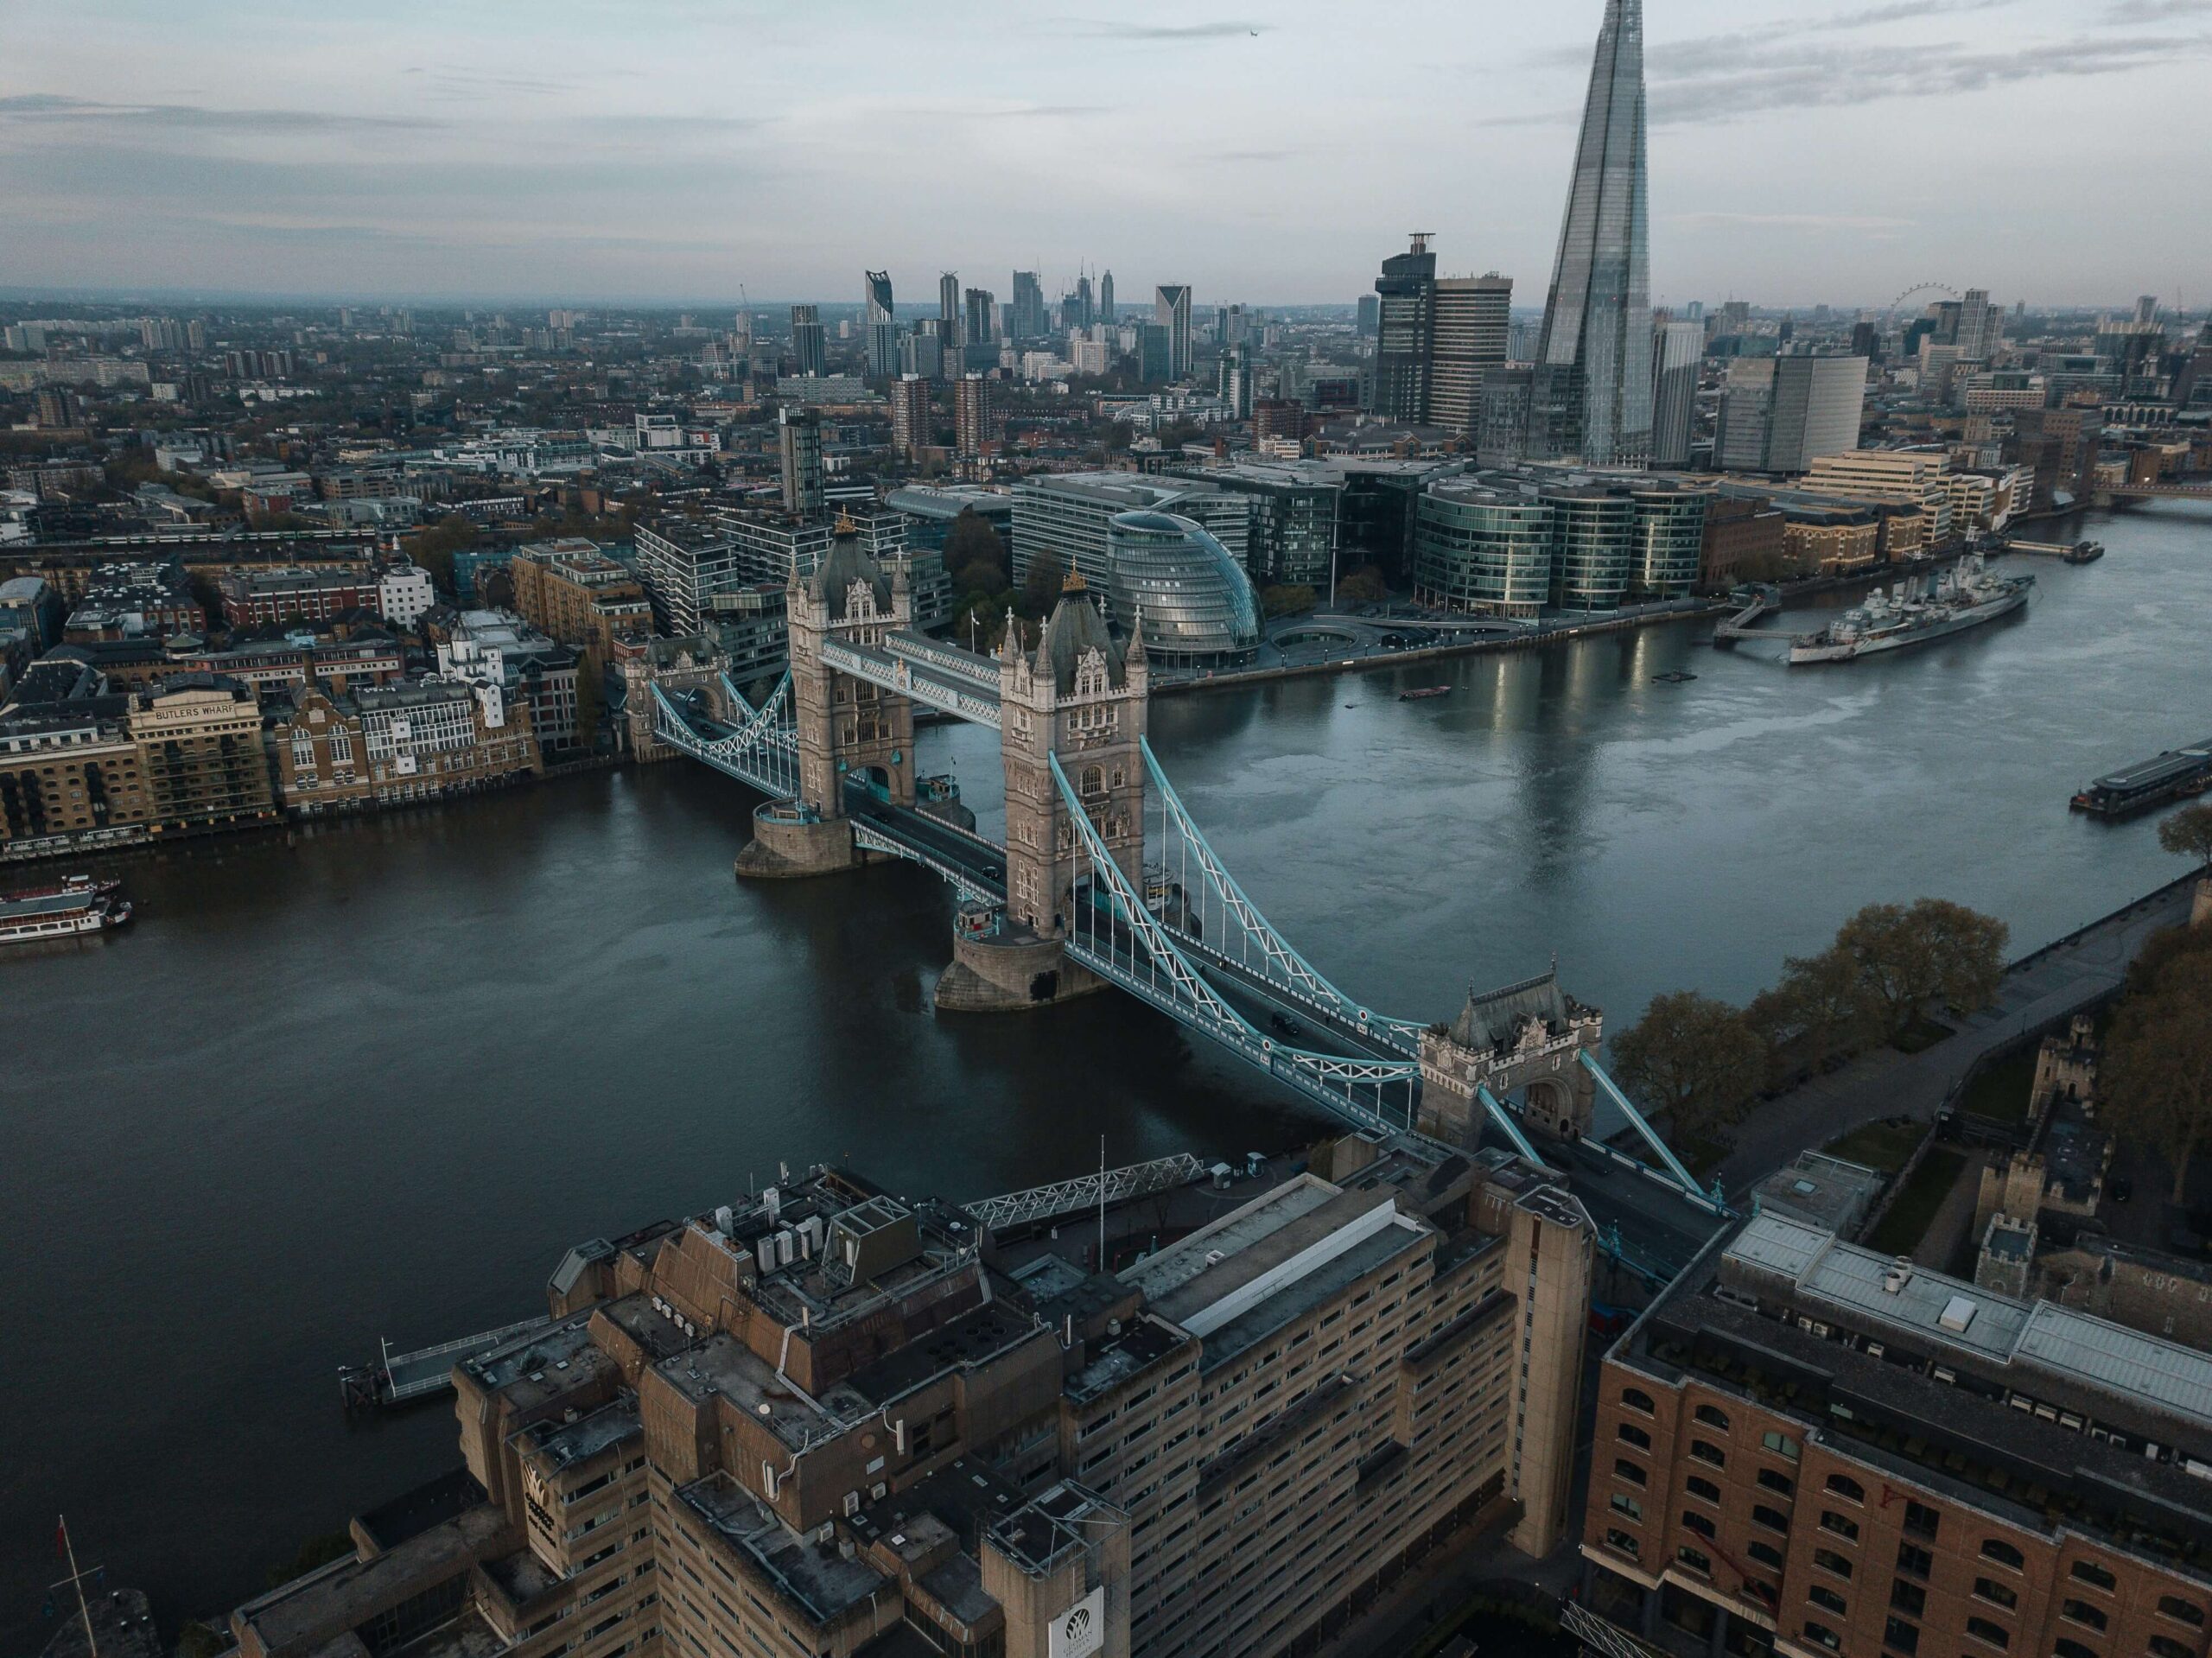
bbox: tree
[2158,802,2212,872]
[1261,583,1317,619]
[402,512,480,598]
[2102,948,2212,1202]
[1020,549,1066,617]
[944,508,1007,583]
[1748,945,1878,1067]
[1336,565,1389,606]
[1610,991,1767,1144]
[1834,898,2009,1045]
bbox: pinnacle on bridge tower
[998,579,1148,936]
[1416,968,1602,1147]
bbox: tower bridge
[649,519,1728,1283]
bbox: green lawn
[1822,1118,1926,1176]
[1891,1015,1956,1055]
[1959,1046,2039,1125]
[1866,1149,1968,1257]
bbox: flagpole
[59,1515,101,1658]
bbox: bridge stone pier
[1416,970,1602,1147]
[938,575,1147,1013]
[736,519,918,880]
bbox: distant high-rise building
[1010,270,1046,340]
[1099,270,1115,323]
[955,373,1002,461]
[889,374,931,461]
[1356,294,1380,335]
[778,406,824,514]
[1958,287,2000,362]
[1849,320,1880,361]
[1430,272,1513,435]
[1528,0,1651,465]
[1218,345,1253,420]
[1372,234,1438,422]
[964,289,996,350]
[1074,273,1095,331]
[2135,294,2160,327]
[1718,354,1867,473]
[789,304,827,377]
[1649,317,1704,467]
[1154,284,1192,378]
[863,270,896,378]
[938,271,960,339]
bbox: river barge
[2071,737,2212,817]
[0,873,132,945]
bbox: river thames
[4,503,2208,1637]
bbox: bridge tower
[1416,969,1602,1147]
[937,575,1146,1011]
[737,517,918,879]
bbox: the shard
[1527,0,1653,467]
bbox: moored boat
[0,873,132,945]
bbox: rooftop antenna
[51,1516,102,1658]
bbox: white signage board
[1048,1585,1105,1658]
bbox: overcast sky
[4,0,2208,310]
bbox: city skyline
[5,0,2210,308]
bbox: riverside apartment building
[224,1133,1593,1658]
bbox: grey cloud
[2104,0,2212,16]
[1529,0,2011,68]
[1060,19,1269,40]
[0,93,437,133]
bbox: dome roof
[808,518,890,621]
[1036,577,1125,695]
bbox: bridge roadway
[666,702,1723,1283]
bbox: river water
[4,504,2206,1639]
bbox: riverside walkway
[1716,873,2202,1192]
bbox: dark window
[2053,1642,2097,1658]
[1814,1550,1854,1580]
[1618,1422,1652,1450]
[1682,1510,1717,1540]
[2062,1598,2107,1633]
[1965,1617,2011,1649]
[2158,1596,2206,1628]
[1973,1578,2018,1610]
[1610,1493,1643,1521]
[1758,1467,1796,1496]
[1747,1541,1784,1571]
[1752,1504,1790,1535]
[1821,1511,1860,1541]
[1802,1622,1842,1652]
[1980,1539,2024,1570]
[1694,1403,1731,1431]
[1614,1458,1647,1486]
[1896,1543,1933,1580]
[1605,1528,1640,1560]
[1621,1387,1656,1413]
[1808,1585,1847,1615]
[1883,1614,1920,1655]
[1762,1430,1802,1460]
[2069,1560,2116,1593]
[1686,1475,1721,1503]
[2150,1640,2195,1658]
[1890,1579,1926,1618]
[1689,1439,1726,1467]
[1903,1499,1940,1539]
[1678,1546,1712,1576]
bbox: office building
[883,484,1012,556]
[1430,272,1513,436]
[1800,450,1957,548]
[963,288,995,351]
[789,304,827,378]
[434,611,582,754]
[1546,483,1639,609]
[1154,284,1192,379]
[862,270,896,378]
[1357,293,1380,335]
[938,270,959,340]
[1414,482,1558,617]
[1011,472,1252,588]
[1166,460,1342,588]
[128,677,279,836]
[1217,344,1253,420]
[1372,234,1438,422]
[219,1133,1592,1658]
[888,374,932,461]
[1098,268,1115,323]
[1577,1210,2212,1658]
[1650,318,1705,467]
[1010,269,1046,341]
[954,373,1002,461]
[1628,481,1708,595]
[1527,0,1653,465]
[779,405,824,516]
[376,562,436,632]
[1103,511,1262,666]
[635,519,744,635]
[1958,287,2001,362]
[1718,356,1867,474]
[217,566,378,630]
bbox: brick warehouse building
[1574,1211,2212,1658]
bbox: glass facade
[1105,511,1261,667]
[1529,0,1652,467]
[1544,488,1638,610]
[1413,487,1554,618]
[1629,486,1708,597]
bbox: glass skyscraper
[1528,0,1652,467]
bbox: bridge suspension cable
[651,670,800,799]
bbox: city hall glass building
[1104,511,1262,668]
